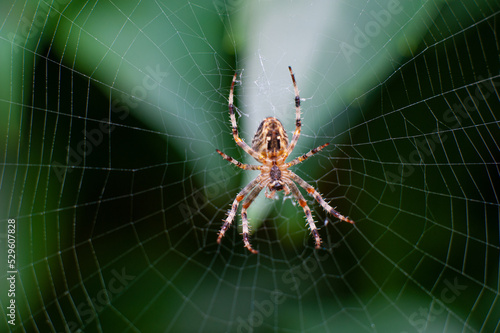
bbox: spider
[216,66,354,253]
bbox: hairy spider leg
[228,72,262,162]
[291,173,354,224]
[285,142,330,168]
[287,180,322,249]
[216,149,261,170]
[285,66,302,158]
[218,175,263,244]
[240,182,269,253]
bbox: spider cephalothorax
[216,66,354,253]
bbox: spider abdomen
[252,117,289,157]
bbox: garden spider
[216,66,354,253]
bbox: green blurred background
[1,0,499,332]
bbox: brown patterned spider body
[216,66,354,253]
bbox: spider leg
[228,72,263,162]
[285,143,330,168]
[286,180,322,249]
[290,173,354,224]
[216,149,261,170]
[265,188,276,199]
[218,175,262,245]
[285,66,302,157]
[240,183,267,253]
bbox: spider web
[1,0,499,332]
